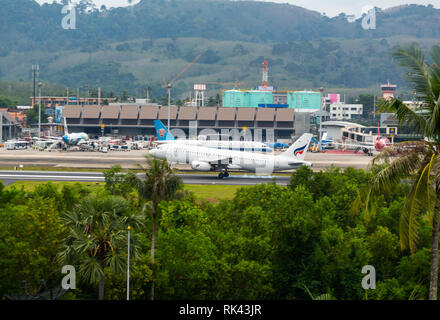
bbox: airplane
[45,118,89,151]
[149,133,313,179]
[61,117,89,146]
[153,120,273,153]
[331,126,391,156]
[311,132,334,151]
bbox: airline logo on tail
[294,145,307,157]
[158,128,167,137]
[154,120,175,141]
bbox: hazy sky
[35,0,439,17]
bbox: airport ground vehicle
[5,140,30,150]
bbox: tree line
[0,161,434,300]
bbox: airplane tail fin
[64,117,69,135]
[281,133,313,161]
[154,120,175,141]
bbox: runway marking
[0,174,105,180]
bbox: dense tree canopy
[0,164,435,300]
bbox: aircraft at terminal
[44,118,89,151]
[154,120,273,152]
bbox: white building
[330,102,363,120]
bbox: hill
[0,0,439,101]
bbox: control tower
[381,81,397,100]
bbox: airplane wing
[41,136,62,140]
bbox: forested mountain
[0,0,439,101]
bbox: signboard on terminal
[194,84,206,91]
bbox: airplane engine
[191,160,211,171]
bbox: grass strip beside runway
[5,181,242,203]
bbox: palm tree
[58,195,143,300]
[127,156,183,300]
[363,44,440,300]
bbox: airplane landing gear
[218,169,229,179]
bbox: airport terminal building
[63,105,311,142]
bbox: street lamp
[319,87,325,151]
[38,82,43,139]
[167,83,171,130]
[127,226,131,301]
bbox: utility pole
[167,84,171,130]
[38,82,43,139]
[32,65,39,107]
[373,95,376,120]
[162,53,202,130]
[319,87,325,151]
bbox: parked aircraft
[45,118,89,151]
[153,120,273,152]
[149,133,313,178]
[311,132,334,150]
[61,117,89,146]
[332,127,391,156]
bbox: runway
[0,149,373,171]
[0,170,291,186]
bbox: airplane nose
[150,149,157,157]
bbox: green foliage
[0,95,16,108]
[53,62,137,95]
[26,103,48,124]
[0,163,437,300]
[58,195,144,299]
[103,165,134,197]
[0,193,66,296]
[363,44,440,299]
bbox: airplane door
[174,147,186,164]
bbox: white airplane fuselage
[62,132,89,146]
[150,143,311,173]
[156,139,272,152]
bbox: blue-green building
[222,90,322,111]
[222,90,274,108]
[287,91,321,111]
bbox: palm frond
[429,45,440,101]
[372,140,427,165]
[400,152,438,252]
[370,149,423,195]
[379,98,428,135]
[392,45,435,106]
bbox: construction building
[222,89,322,111]
[30,96,118,109]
